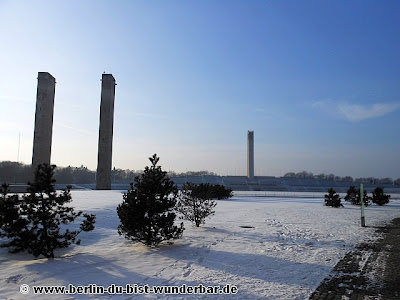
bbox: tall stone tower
[247,131,254,179]
[32,72,56,171]
[96,74,116,190]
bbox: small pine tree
[344,186,357,204]
[344,186,370,206]
[117,154,184,246]
[324,188,342,207]
[0,184,29,249]
[372,187,390,206]
[0,164,96,258]
[177,183,220,227]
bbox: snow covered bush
[206,184,233,200]
[117,154,184,246]
[177,183,219,227]
[371,187,390,206]
[0,164,96,258]
[324,188,342,207]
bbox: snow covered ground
[1,191,400,299]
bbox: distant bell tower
[96,74,116,190]
[247,131,254,179]
[32,72,56,172]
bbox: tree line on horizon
[1,161,399,186]
[282,171,398,185]
[0,161,219,184]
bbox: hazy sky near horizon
[1,0,400,178]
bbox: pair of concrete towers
[32,72,116,190]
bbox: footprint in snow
[6,274,24,284]
[183,270,191,277]
[184,262,192,269]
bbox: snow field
[1,190,400,299]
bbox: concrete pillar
[96,74,116,190]
[32,72,56,171]
[247,131,254,179]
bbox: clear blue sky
[1,0,399,178]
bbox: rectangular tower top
[102,73,115,81]
[38,72,55,80]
